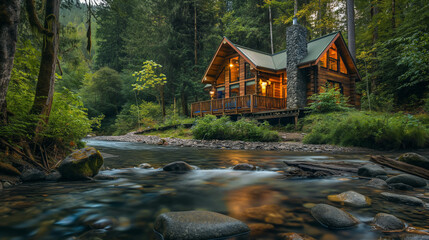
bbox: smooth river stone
[358,164,386,177]
[153,211,250,240]
[327,191,371,207]
[162,161,193,172]
[372,213,405,231]
[310,204,359,229]
[381,192,425,206]
[386,174,427,188]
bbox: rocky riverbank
[90,131,372,153]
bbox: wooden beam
[370,155,429,180]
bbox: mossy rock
[58,147,104,180]
[0,162,21,176]
[398,153,429,170]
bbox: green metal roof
[233,32,338,70]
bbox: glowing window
[245,63,254,79]
[217,68,225,85]
[340,57,348,74]
[320,52,327,68]
[328,45,338,71]
[229,57,239,83]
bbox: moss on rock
[58,147,103,180]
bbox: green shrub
[307,86,351,113]
[42,89,100,145]
[192,115,280,142]
[302,111,429,149]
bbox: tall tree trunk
[160,85,165,118]
[391,0,396,30]
[0,0,21,125]
[371,1,379,45]
[294,0,298,16]
[317,0,322,36]
[347,0,356,61]
[194,0,198,70]
[31,0,60,130]
[269,6,274,54]
[181,90,188,116]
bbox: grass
[301,111,429,149]
[143,127,193,139]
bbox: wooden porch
[190,95,287,118]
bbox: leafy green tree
[132,60,167,117]
[80,67,124,119]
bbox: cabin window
[328,45,338,71]
[339,57,348,74]
[217,87,225,99]
[229,83,240,97]
[327,80,343,94]
[229,57,239,83]
[245,63,254,79]
[320,52,327,68]
[245,80,256,95]
[217,68,225,85]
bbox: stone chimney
[286,17,308,109]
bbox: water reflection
[0,140,427,240]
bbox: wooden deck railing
[190,95,286,117]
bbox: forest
[0,0,428,166]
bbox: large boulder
[327,191,371,207]
[162,161,193,172]
[372,213,405,232]
[386,174,427,188]
[358,164,386,177]
[398,153,429,170]
[153,211,250,240]
[58,147,104,180]
[232,163,256,171]
[21,168,46,182]
[310,204,359,229]
[381,192,425,206]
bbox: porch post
[210,100,213,115]
[250,95,254,113]
[235,97,238,114]
[200,102,202,117]
[222,98,225,115]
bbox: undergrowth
[192,115,280,142]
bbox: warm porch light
[209,89,215,99]
[229,63,234,68]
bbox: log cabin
[191,18,361,120]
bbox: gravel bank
[90,132,372,154]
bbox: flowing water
[0,140,428,240]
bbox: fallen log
[370,155,429,180]
[283,161,358,173]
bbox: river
[0,140,427,239]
